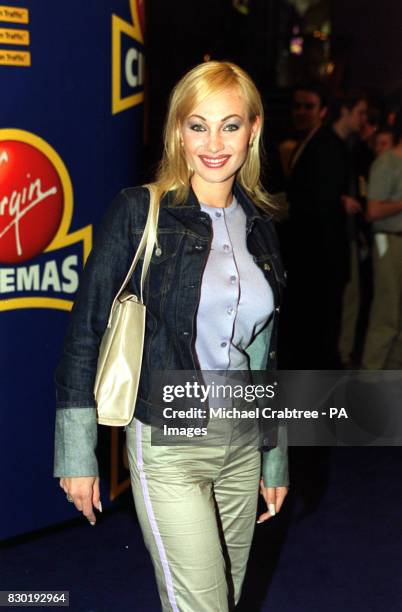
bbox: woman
[54,61,289,611]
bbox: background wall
[0,0,144,539]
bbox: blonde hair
[153,60,279,214]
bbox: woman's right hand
[59,476,101,525]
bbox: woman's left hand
[257,478,288,523]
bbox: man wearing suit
[279,84,351,369]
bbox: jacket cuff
[262,424,289,487]
[53,407,99,477]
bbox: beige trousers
[126,416,261,612]
[362,234,402,369]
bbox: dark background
[143,0,402,174]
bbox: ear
[176,123,184,146]
[250,115,261,144]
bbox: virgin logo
[0,141,64,264]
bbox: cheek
[182,134,206,156]
[227,132,251,153]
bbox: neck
[333,119,351,141]
[191,175,235,208]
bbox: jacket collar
[162,181,270,223]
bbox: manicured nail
[268,503,276,516]
[256,520,262,524]
[98,501,103,513]
[89,521,95,526]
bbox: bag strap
[107,184,159,325]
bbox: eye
[223,123,240,132]
[189,123,207,132]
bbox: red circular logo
[0,140,64,264]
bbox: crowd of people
[270,83,402,370]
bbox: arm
[54,188,145,524]
[54,189,143,478]
[366,154,402,221]
[366,198,402,221]
[257,423,289,523]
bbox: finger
[275,487,289,513]
[275,493,286,513]
[92,478,102,512]
[256,511,271,524]
[265,487,276,504]
[81,497,96,525]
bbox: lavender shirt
[195,197,274,371]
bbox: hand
[257,478,288,523]
[60,476,101,525]
[341,195,362,215]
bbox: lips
[199,155,231,168]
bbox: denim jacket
[54,182,289,487]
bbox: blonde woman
[55,61,289,611]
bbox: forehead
[353,100,368,112]
[377,132,392,141]
[294,90,321,106]
[186,87,248,120]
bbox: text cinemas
[0,255,79,294]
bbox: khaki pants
[126,416,261,612]
[362,234,402,369]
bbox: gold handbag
[94,184,159,426]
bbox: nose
[207,130,224,153]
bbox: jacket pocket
[147,231,184,298]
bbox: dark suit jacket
[284,126,350,282]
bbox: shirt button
[275,306,280,313]
[263,262,271,271]
[223,244,231,252]
[221,341,227,348]
[227,307,234,315]
[230,275,237,283]
[215,211,222,218]
[269,351,276,359]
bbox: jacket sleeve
[261,423,289,487]
[55,189,140,407]
[53,189,142,478]
[54,407,99,477]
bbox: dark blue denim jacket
[54,183,288,485]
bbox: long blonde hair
[153,60,278,214]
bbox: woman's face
[179,87,260,194]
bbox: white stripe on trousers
[135,420,179,612]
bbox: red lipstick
[199,155,231,169]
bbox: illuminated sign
[0,129,92,312]
[112,0,144,114]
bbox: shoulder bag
[94,184,159,426]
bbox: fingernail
[89,521,95,526]
[256,520,262,524]
[268,503,276,516]
[98,501,103,513]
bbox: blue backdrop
[0,0,144,539]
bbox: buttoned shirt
[195,197,274,370]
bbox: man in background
[362,110,402,369]
[279,85,366,369]
[332,93,369,367]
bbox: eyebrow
[187,114,243,122]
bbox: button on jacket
[54,182,288,485]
